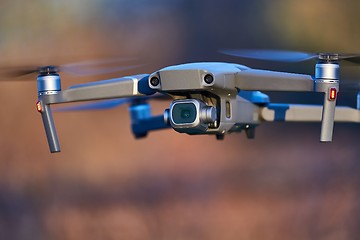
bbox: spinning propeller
[0,57,143,79]
[220,49,360,64]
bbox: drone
[4,50,360,153]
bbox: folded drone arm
[260,104,360,123]
[38,74,153,153]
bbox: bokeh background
[0,0,360,239]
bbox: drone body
[150,62,260,137]
[32,51,360,153]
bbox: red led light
[329,88,337,101]
[36,101,43,113]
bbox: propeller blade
[220,49,316,62]
[61,57,144,76]
[0,66,39,79]
[0,57,143,80]
[341,55,360,64]
[221,49,360,64]
[62,57,136,68]
[61,64,144,76]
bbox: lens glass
[172,103,197,124]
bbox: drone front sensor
[167,99,217,134]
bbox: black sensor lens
[204,74,214,84]
[172,103,197,124]
[150,77,160,87]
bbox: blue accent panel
[129,104,151,120]
[131,115,169,138]
[238,91,270,105]
[138,75,156,95]
[129,103,169,138]
[267,104,290,121]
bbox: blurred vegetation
[0,0,359,239]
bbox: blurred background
[0,0,360,239]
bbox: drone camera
[168,99,216,134]
[171,102,198,125]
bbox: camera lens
[181,109,191,119]
[172,103,197,124]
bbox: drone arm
[235,69,341,141]
[320,90,337,141]
[38,74,153,153]
[38,101,61,153]
[260,104,360,123]
[235,69,314,92]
